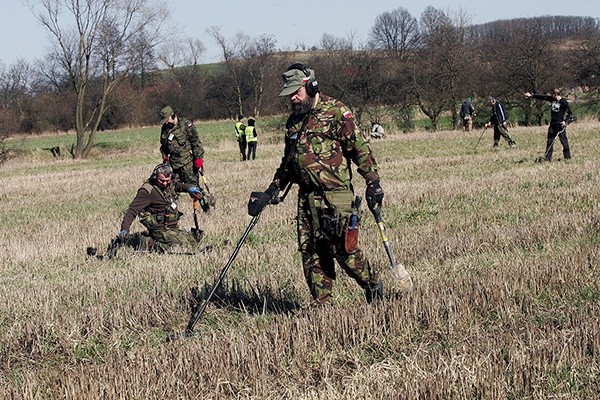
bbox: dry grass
[0,121,599,399]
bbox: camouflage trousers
[172,162,198,185]
[297,192,380,304]
[150,227,201,253]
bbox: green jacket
[160,118,205,169]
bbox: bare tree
[185,38,206,66]
[157,37,204,69]
[413,7,475,130]
[130,30,158,88]
[207,26,249,117]
[243,34,277,118]
[369,7,419,60]
[477,19,557,125]
[320,32,355,52]
[157,41,185,69]
[28,0,168,158]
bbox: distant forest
[1,10,599,145]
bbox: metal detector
[167,213,262,341]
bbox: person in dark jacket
[460,98,475,132]
[524,89,574,161]
[485,97,516,148]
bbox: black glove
[365,180,384,210]
[265,182,280,204]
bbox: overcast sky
[2,0,599,66]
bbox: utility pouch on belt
[319,191,357,246]
[344,196,361,253]
[139,211,159,230]
[139,211,180,230]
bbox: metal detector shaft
[192,198,201,235]
[368,204,413,291]
[474,127,487,150]
[185,213,261,335]
[199,169,211,194]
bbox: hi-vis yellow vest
[245,126,257,143]
[235,121,245,142]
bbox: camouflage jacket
[120,180,193,231]
[273,94,379,195]
[160,118,205,169]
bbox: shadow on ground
[190,278,302,316]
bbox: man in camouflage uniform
[249,63,409,305]
[119,163,204,253]
[160,106,205,185]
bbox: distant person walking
[245,117,258,160]
[460,98,475,132]
[235,114,247,161]
[524,89,574,161]
[485,97,516,148]
[159,106,205,184]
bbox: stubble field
[0,119,599,399]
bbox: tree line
[1,2,599,160]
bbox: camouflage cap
[160,106,174,124]
[279,68,311,97]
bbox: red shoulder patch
[343,110,352,119]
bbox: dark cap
[279,68,312,97]
[160,106,174,124]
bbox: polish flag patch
[343,110,352,119]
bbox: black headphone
[286,63,319,97]
[150,163,171,183]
